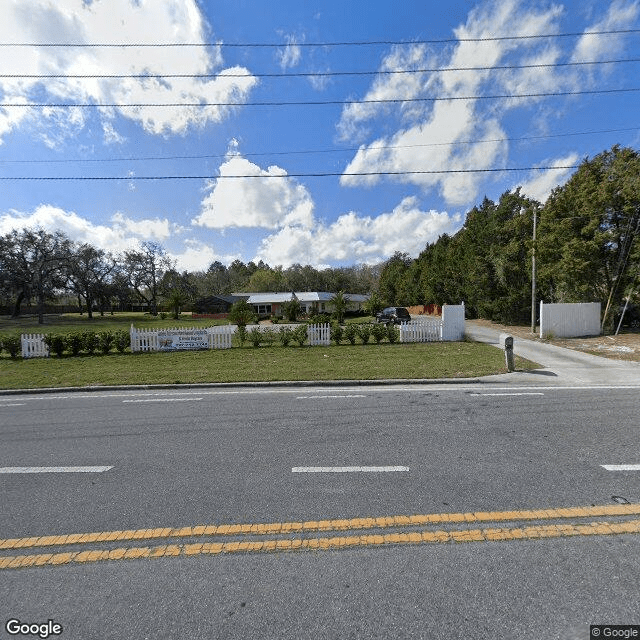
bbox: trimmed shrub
[278,327,293,347]
[67,332,84,356]
[1,334,22,358]
[387,325,400,344]
[371,323,387,344]
[236,325,247,347]
[293,324,308,346]
[44,333,66,358]
[262,328,277,347]
[113,330,130,353]
[249,328,262,348]
[82,330,99,355]
[229,300,257,327]
[307,314,330,326]
[331,322,343,345]
[357,324,372,345]
[343,324,358,345]
[98,331,114,355]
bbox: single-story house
[230,292,370,317]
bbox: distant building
[231,291,370,316]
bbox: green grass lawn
[0,341,540,390]
[0,312,231,334]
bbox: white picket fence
[130,325,236,352]
[246,323,299,333]
[307,323,331,346]
[21,334,49,358]
[399,319,443,342]
[398,303,465,343]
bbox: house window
[254,304,272,315]
[321,303,325,311]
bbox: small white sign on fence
[157,329,209,351]
[130,325,235,352]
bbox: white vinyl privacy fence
[539,302,601,338]
[399,303,466,343]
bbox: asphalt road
[1,383,639,640]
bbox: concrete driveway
[466,320,640,386]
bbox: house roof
[230,291,370,305]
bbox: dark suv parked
[375,306,411,324]
[614,303,640,329]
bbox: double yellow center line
[2,503,639,570]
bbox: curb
[0,377,491,396]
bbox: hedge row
[0,330,130,358]
[237,322,400,347]
[1,323,402,357]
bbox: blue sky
[1,0,640,271]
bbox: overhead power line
[0,126,637,165]
[1,58,639,79]
[2,87,639,108]
[0,166,580,181]
[1,28,639,47]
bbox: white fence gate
[307,323,331,346]
[399,303,465,343]
[539,302,601,338]
[21,334,49,358]
[130,325,236,352]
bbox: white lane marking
[295,395,366,399]
[292,466,409,473]
[4,385,640,403]
[601,464,640,471]
[0,466,113,473]
[0,403,26,407]
[470,393,544,396]
[122,398,203,403]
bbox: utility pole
[531,206,537,334]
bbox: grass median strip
[2,503,640,571]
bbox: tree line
[0,231,382,323]
[377,145,640,327]
[2,144,638,327]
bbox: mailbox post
[500,333,515,372]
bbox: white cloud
[0,204,139,253]
[277,34,302,70]
[169,239,238,272]
[0,204,229,272]
[572,1,640,63]
[518,153,580,202]
[193,155,315,230]
[111,212,177,241]
[0,0,258,143]
[0,205,184,253]
[254,197,461,267]
[336,0,594,207]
